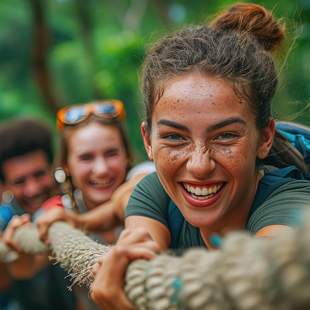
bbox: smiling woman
[89,3,310,310]
[59,103,130,211]
[143,74,265,232]
[36,100,154,242]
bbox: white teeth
[90,180,112,187]
[184,183,222,196]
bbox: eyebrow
[157,117,246,132]
[207,117,246,132]
[157,119,190,131]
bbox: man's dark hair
[0,118,54,182]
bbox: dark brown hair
[142,3,284,130]
[0,118,53,182]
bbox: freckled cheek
[155,147,189,171]
[210,146,253,174]
[211,146,234,158]
[155,150,189,196]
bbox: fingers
[117,228,160,260]
[90,228,161,310]
[36,208,72,243]
[111,182,133,221]
[90,248,135,310]
[91,256,104,279]
[3,215,31,252]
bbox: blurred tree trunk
[28,0,58,114]
[123,0,149,32]
[75,0,102,98]
[151,0,172,29]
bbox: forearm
[80,174,149,232]
[125,216,170,251]
[255,225,293,238]
[7,254,48,279]
[79,201,120,232]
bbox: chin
[187,218,216,228]
[183,209,223,228]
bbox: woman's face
[142,72,274,229]
[67,122,129,209]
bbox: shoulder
[131,171,167,196]
[247,168,310,233]
[126,161,155,180]
[126,172,171,227]
[259,166,310,200]
[40,195,64,211]
[33,195,64,221]
[252,166,309,210]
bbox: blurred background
[0,0,309,160]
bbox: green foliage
[0,0,309,160]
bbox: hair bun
[211,3,285,51]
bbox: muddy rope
[1,217,310,309]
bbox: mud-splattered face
[142,71,274,230]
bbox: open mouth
[89,179,114,188]
[182,182,224,200]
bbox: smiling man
[0,118,55,218]
[0,118,76,310]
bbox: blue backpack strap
[250,165,306,216]
[276,121,310,167]
[264,122,310,177]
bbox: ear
[141,121,153,161]
[257,119,275,159]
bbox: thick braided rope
[0,223,109,286]
[1,218,310,309]
[48,222,109,286]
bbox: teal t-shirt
[126,166,310,250]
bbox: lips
[181,182,224,207]
[88,178,114,188]
[183,183,222,197]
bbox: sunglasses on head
[57,100,125,129]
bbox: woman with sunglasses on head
[89,3,310,309]
[35,100,154,243]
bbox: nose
[24,178,43,198]
[186,146,215,179]
[93,157,109,175]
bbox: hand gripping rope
[1,216,310,309]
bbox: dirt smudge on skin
[167,149,188,163]
[220,147,234,158]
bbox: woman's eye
[214,132,239,141]
[162,134,185,141]
[79,154,93,161]
[105,149,119,157]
